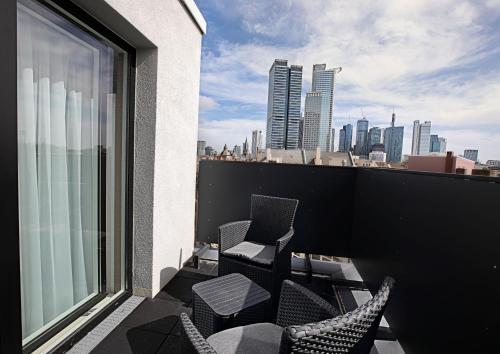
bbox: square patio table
[192,272,271,337]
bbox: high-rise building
[298,115,304,148]
[197,140,206,156]
[338,124,353,152]
[411,121,420,155]
[242,137,249,156]
[233,145,242,156]
[411,120,432,155]
[266,59,303,150]
[303,92,322,150]
[368,127,382,152]
[384,112,404,162]
[205,146,214,156]
[430,135,447,153]
[302,64,341,151]
[331,128,335,152]
[339,130,345,152]
[354,118,369,156]
[251,130,263,156]
[464,149,479,162]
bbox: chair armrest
[276,280,340,327]
[218,220,252,252]
[180,313,217,354]
[275,228,294,253]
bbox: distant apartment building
[368,127,382,152]
[298,115,304,148]
[408,152,475,174]
[371,143,385,152]
[369,150,387,162]
[339,124,353,152]
[384,112,404,162]
[331,129,335,152]
[411,120,432,155]
[243,137,249,156]
[303,92,322,150]
[354,118,369,156]
[197,140,206,156]
[464,149,479,162]
[302,64,341,151]
[430,135,447,153]
[266,59,303,149]
[205,146,214,156]
[251,130,263,156]
[486,160,500,168]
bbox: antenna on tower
[360,107,365,118]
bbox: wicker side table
[192,273,271,338]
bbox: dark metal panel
[0,0,22,352]
[351,168,500,354]
[197,160,356,256]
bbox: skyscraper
[302,64,341,151]
[251,130,263,156]
[368,127,382,152]
[205,146,214,156]
[331,128,335,152]
[233,145,242,156]
[266,59,303,150]
[197,140,206,156]
[339,129,346,152]
[411,120,432,155]
[242,137,249,156]
[464,149,479,162]
[298,114,304,148]
[303,92,322,150]
[354,118,369,156]
[338,124,353,152]
[384,112,404,162]
[430,135,447,153]
[411,120,420,155]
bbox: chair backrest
[246,194,299,245]
[280,277,395,354]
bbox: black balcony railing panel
[197,160,356,256]
[351,168,500,354]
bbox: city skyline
[196,0,500,161]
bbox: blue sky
[195,0,500,161]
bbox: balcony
[72,160,498,354]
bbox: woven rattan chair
[218,194,299,306]
[180,277,395,354]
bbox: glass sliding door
[17,0,130,344]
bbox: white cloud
[198,118,266,153]
[201,0,500,160]
[199,95,219,111]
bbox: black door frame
[1,0,137,352]
[0,0,22,352]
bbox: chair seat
[223,241,276,266]
[206,323,283,354]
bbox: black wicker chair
[180,277,395,354]
[218,194,299,306]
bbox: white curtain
[17,4,100,339]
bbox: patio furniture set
[181,194,395,354]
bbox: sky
[195,0,500,162]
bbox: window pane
[17,0,128,343]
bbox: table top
[192,273,271,316]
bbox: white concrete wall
[74,0,205,297]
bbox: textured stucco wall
[73,0,204,297]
